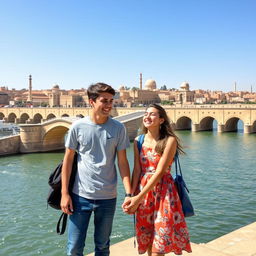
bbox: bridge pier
[218,124,225,133]
[26,118,34,124]
[19,124,43,153]
[244,125,252,134]
[192,123,200,132]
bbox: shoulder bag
[174,153,195,217]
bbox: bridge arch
[42,122,71,151]
[20,113,30,124]
[175,116,192,130]
[252,120,256,133]
[76,114,84,118]
[43,126,69,151]
[224,117,244,132]
[61,114,69,117]
[46,113,56,120]
[0,112,4,120]
[8,113,17,123]
[33,113,43,124]
[199,116,217,131]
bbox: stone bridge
[18,111,144,153]
[1,105,256,153]
[0,107,136,124]
[1,105,256,132]
[166,106,256,133]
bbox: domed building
[180,82,190,91]
[145,79,157,90]
[49,84,61,107]
[176,81,195,104]
[52,84,60,93]
[117,78,161,107]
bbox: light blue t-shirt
[65,116,130,200]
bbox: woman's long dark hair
[141,103,184,155]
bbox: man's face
[90,92,114,117]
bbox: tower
[234,82,237,92]
[140,73,142,90]
[28,75,32,102]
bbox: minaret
[28,75,32,102]
[251,85,253,93]
[234,82,237,92]
[140,73,142,90]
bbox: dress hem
[138,248,192,255]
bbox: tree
[161,100,173,105]
[160,85,167,90]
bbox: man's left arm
[117,149,132,200]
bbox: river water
[0,130,256,255]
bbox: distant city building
[0,92,9,106]
[119,79,161,107]
[175,82,195,104]
[0,75,255,107]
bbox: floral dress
[136,145,192,255]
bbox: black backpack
[47,152,78,234]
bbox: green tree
[160,85,167,90]
[161,100,173,105]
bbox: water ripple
[0,132,256,255]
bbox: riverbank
[87,221,256,256]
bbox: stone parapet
[0,135,20,156]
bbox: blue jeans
[67,193,117,256]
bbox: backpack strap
[137,134,145,153]
[57,212,68,235]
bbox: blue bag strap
[137,134,145,154]
[174,152,189,193]
[174,151,183,177]
[133,133,145,248]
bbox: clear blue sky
[0,0,255,92]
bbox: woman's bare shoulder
[166,136,177,148]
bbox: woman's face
[143,107,164,129]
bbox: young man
[61,83,131,256]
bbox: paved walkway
[87,221,256,256]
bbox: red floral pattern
[136,145,192,255]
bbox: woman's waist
[141,169,172,176]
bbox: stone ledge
[87,222,256,256]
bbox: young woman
[123,104,192,256]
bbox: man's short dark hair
[87,83,115,102]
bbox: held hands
[122,195,141,214]
[60,193,74,215]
